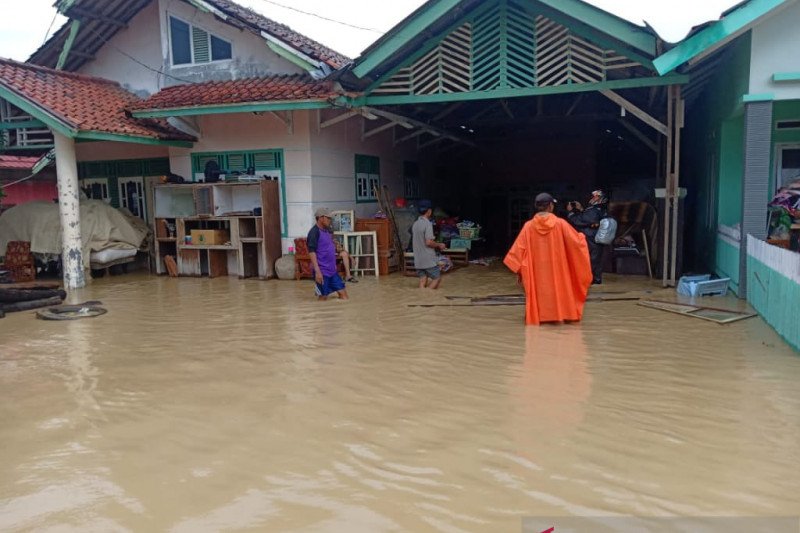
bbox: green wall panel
[715,236,741,295]
[747,256,800,351]
[718,117,744,226]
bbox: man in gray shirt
[412,199,446,289]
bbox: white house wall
[77,1,164,96]
[162,109,420,253]
[167,110,313,251]
[75,0,306,96]
[157,0,304,89]
[75,141,170,161]
[308,110,418,221]
[750,1,800,100]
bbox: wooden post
[53,132,86,289]
[670,87,685,284]
[662,86,674,287]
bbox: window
[355,154,380,202]
[403,161,420,199]
[169,15,231,66]
[775,144,800,191]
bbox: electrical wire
[82,25,196,85]
[251,0,383,33]
[42,11,60,45]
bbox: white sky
[0,0,740,62]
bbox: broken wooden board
[638,299,758,324]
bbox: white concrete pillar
[53,132,85,289]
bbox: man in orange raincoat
[504,193,593,325]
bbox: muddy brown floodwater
[1,266,799,532]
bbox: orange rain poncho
[504,213,593,325]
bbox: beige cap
[314,207,332,218]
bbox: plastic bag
[595,217,618,245]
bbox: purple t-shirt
[307,225,337,276]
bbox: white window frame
[118,176,147,219]
[773,143,800,192]
[167,14,233,67]
[82,178,111,203]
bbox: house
[653,0,800,349]
[0,0,797,352]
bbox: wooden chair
[1,241,36,282]
[293,237,346,280]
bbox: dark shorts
[416,266,441,280]
[314,273,346,297]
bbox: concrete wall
[308,109,418,220]
[750,1,800,101]
[77,0,304,96]
[160,110,420,252]
[682,34,751,275]
[78,1,164,96]
[75,141,170,161]
[158,0,304,88]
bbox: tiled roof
[30,0,350,72]
[130,75,340,111]
[0,155,38,170]
[0,58,194,142]
[204,0,351,69]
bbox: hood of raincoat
[532,213,557,235]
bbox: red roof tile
[203,0,351,69]
[0,58,194,142]
[0,155,38,170]
[131,75,340,112]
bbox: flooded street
[1,267,799,531]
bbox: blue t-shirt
[307,225,337,276]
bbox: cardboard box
[190,229,230,245]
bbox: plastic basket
[459,227,480,239]
[677,275,729,297]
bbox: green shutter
[252,151,281,170]
[116,160,144,177]
[144,158,170,175]
[192,26,210,63]
[85,161,109,178]
[227,153,248,171]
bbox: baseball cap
[535,192,556,204]
[314,207,332,218]
[417,199,433,213]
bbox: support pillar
[739,101,773,298]
[53,132,85,289]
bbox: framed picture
[331,210,355,233]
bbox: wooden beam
[362,120,398,140]
[68,7,128,27]
[419,136,446,149]
[566,94,584,116]
[600,89,668,136]
[319,109,360,129]
[617,118,658,152]
[395,129,426,145]
[56,19,82,70]
[269,110,293,134]
[501,100,515,119]
[433,102,463,121]
[362,106,475,146]
[68,50,95,60]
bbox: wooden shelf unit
[154,181,281,279]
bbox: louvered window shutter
[192,27,210,63]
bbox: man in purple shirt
[307,207,349,300]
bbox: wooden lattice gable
[367,0,658,98]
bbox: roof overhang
[351,0,660,81]
[653,0,797,75]
[131,99,336,119]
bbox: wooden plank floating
[637,300,757,324]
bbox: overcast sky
[0,0,739,62]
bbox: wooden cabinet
[355,218,396,275]
[154,181,281,279]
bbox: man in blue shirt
[307,207,349,300]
